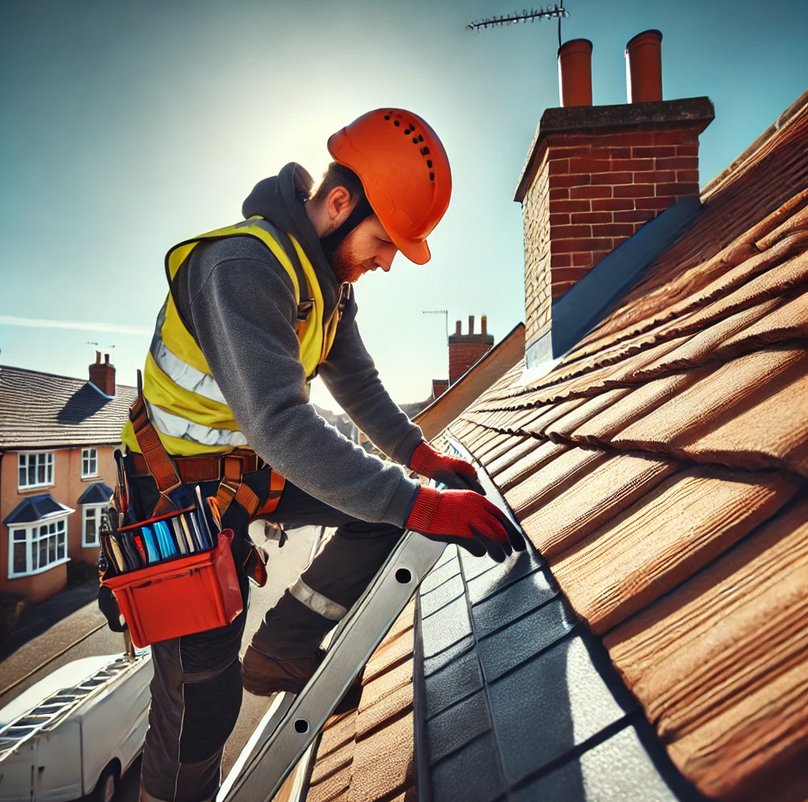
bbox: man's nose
[378,245,397,272]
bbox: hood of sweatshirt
[242,163,343,314]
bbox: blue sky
[2,0,807,409]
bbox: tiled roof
[439,92,808,800]
[76,481,114,505]
[3,494,74,526]
[0,366,137,449]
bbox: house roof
[76,481,114,505]
[305,91,808,802]
[3,494,75,526]
[0,366,137,450]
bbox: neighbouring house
[279,31,808,802]
[0,354,136,603]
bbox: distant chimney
[449,316,495,384]
[89,351,116,397]
[432,379,449,400]
[515,30,714,345]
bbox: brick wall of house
[1,445,117,602]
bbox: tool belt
[98,381,286,644]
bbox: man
[118,108,524,802]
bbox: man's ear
[326,186,356,227]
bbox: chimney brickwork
[517,100,714,344]
[89,351,116,396]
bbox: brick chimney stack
[448,315,495,385]
[515,30,714,346]
[89,351,116,397]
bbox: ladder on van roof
[0,654,146,762]
[218,529,445,802]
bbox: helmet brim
[395,236,431,265]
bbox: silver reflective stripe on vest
[150,305,228,405]
[146,400,249,448]
[289,578,348,621]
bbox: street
[0,524,319,801]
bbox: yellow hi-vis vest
[121,217,344,457]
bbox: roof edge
[701,88,808,198]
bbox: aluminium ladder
[218,528,445,802]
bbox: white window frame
[81,448,99,479]
[8,514,71,579]
[18,452,55,491]
[81,503,107,548]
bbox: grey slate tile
[427,690,491,764]
[422,634,475,677]
[470,567,558,638]
[477,598,578,681]
[429,731,507,802]
[420,593,472,660]
[420,573,466,619]
[420,552,462,595]
[487,635,635,786]
[425,647,484,720]
[465,549,548,605]
[431,542,456,570]
[461,543,544,589]
[513,725,681,802]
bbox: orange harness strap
[128,394,182,515]
[257,470,287,516]
[214,454,262,518]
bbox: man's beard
[330,242,373,284]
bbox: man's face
[330,215,399,284]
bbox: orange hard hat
[327,109,452,265]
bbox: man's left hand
[409,442,485,494]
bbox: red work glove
[409,442,485,494]
[406,485,526,562]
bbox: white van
[0,651,152,802]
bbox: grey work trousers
[135,471,404,802]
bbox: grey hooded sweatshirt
[171,163,423,526]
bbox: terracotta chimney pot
[468,315,475,335]
[557,39,593,107]
[625,29,663,103]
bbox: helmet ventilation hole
[393,120,400,127]
[429,172,435,181]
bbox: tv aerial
[467,2,569,46]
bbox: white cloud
[0,315,151,336]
